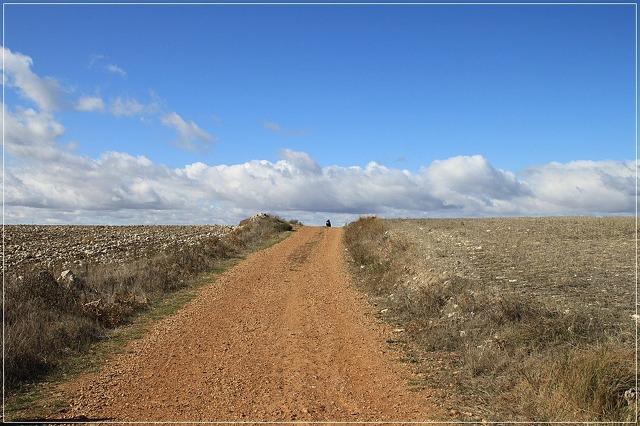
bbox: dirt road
[60,227,443,421]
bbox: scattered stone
[4,224,235,274]
[624,388,636,405]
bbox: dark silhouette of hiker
[325,219,332,228]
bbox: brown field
[344,216,636,421]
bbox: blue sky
[6,3,635,170]
[3,3,637,224]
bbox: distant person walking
[325,219,332,228]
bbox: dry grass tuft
[518,344,636,421]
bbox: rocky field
[4,224,235,274]
[387,216,635,321]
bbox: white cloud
[4,111,635,224]
[109,96,159,117]
[6,147,199,212]
[521,160,636,214]
[1,46,64,111]
[106,64,127,77]
[420,155,532,211]
[75,95,105,112]
[3,47,213,155]
[3,104,66,161]
[161,112,213,151]
[279,149,321,174]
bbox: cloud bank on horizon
[2,46,636,225]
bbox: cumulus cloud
[5,121,201,212]
[1,46,64,111]
[521,160,636,214]
[3,104,66,161]
[175,156,445,215]
[4,108,635,224]
[7,163,192,212]
[106,64,127,77]
[420,155,532,212]
[161,112,213,151]
[75,95,105,112]
[279,149,321,174]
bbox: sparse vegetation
[4,214,293,390]
[344,216,635,421]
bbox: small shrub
[464,344,509,377]
[344,216,385,266]
[5,271,101,387]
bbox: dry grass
[518,344,636,421]
[344,216,635,421]
[4,215,293,390]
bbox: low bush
[5,271,101,385]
